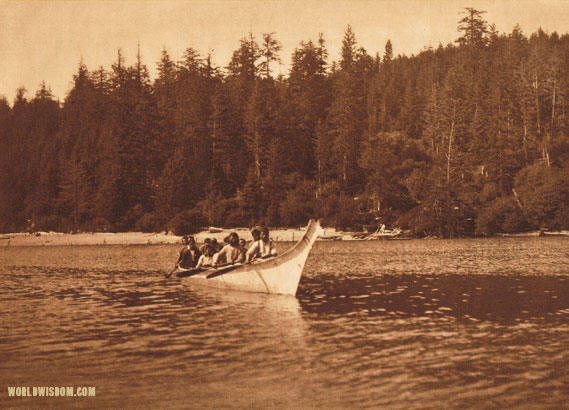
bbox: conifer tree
[58,148,96,229]
[286,36,331,178]
[258,32,282,78]
[456,8,488,47]
[327,26,372,193]
[25,83,61,225]
[154,48,179,163]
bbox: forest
[1,8,569,237]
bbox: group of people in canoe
[174,227,277,271]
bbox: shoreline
[1,228,567,247]
[0,227,322,247]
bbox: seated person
[250,228,261,242]
[199,238,211,254]
[212,232,242,267]
[196,245,215,268]
[176,236,202,269]
[237,238,248,263]
[246,227,277,263]
[211,238,222,252]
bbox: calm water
[1,238,569,409]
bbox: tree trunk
[520,85,529,164]
[552,79,556,126]
[446,105,456,184]
[317,159,322,199]
[512,188,523,210]
[534,74,541,136]
[254,132,261,178]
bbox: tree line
[1,8,568,237]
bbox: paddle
[165,266,178,278]
[170,256,277,280]
[206,263,244,279]
[205,256,277,279]
[176,267,207,278]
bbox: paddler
[238,238,248,263]
[175,235,201,270]
[195,245,215,268]
[212,232,242,267]
[245,226,277,263]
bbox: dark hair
[251,228,260,240]
[228,232,239,245]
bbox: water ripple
[1,239,569,408]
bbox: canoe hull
[181,219,322,296]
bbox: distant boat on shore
[319,225,407,241]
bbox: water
[1,238,569,409]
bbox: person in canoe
[195,245,215,268]
[211,238,222,253]
[212,232,242,267]
[199,238,211,254]
[175,235,202,270]
[250,227,261,242]
[245,226,277,263]
[238,238,248,263]
[242,228,260,263]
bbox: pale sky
[1,0,569,103]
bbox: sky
[2,0,569,103]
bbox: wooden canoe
[177,219,323,296]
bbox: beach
[0,226,329,247]
[2,228,567,247]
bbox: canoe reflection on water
[183,282,303,316]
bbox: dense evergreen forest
[1,8,569,237]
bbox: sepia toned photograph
[1,0,569,408]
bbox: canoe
[176,219,323,296]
